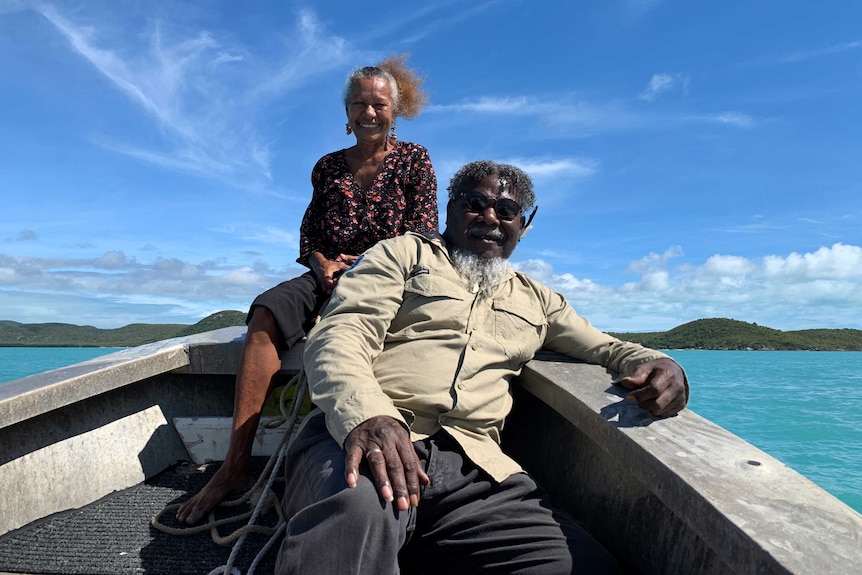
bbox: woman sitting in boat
[177,54,439,525]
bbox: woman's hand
[318,260,347,293]
[309,252,355,293]
[336,253,360,266]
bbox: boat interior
[1,327,860,574]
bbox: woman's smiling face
[346,77,394,147]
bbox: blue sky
[1,0,861,332]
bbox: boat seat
[277,340,305,375]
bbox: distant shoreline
[2,314,861,351]
[609,318,862,351]
[0,344,127,348]
[0,310,247,348]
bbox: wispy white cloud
[434,92,754,136]
[723,221,783,233]
[371,0,499,45]
[30,4,349,189]
[778,40,862,63]
[432,95,643,137]
[35,4,208,138]
[250,9,350,98]
[683,111,755,129]
[429,96,532,114]
[243,227,297,246]
[502,157,598,180]
[639,73,689,101]
[712,111,755,128]
[620,0,663,22]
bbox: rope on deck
[151,370,309,575]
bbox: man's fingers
[364,446,396,504]
[344,415,426,510]
[362,442,424,511]
[344,446,364,488]
[628,386,670,416]
[615,370,647,390]
[619,358,687,418]
[627,385,658,403]
[394,441,429,509]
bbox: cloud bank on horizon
[1,1,861,332]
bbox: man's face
[443,174,525,260]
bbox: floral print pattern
[297,141,438,265]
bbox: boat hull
[1,328,860,574]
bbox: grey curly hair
[343,66,400,113]
[341,55,428,119]
[447,161,536,211]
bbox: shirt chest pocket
[492,300,547,362]
[390,274,468,336]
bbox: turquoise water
[0,347,125,383]
[666,350,862,514]
[1,347,860,514]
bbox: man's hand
[615,357,688,417]
[344,415,430,511]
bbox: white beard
[450,248,511,299]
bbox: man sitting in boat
[275,160,689,575]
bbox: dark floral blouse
[297,141,439,265]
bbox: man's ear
[519,206,538,240]
[445,199,457,224]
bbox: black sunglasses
[462,192,523,221]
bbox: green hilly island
[609,318,862,351]
[0,310,247,347]
[1,315,861,351]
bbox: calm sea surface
[665,350,862,514]
[0,347,125,383]
[1,347,860,513]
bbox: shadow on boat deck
[0,458,283,575]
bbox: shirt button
[471,343,478,350]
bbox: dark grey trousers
[247,270,329,352]
[275,412,622,575]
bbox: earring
[345,123,352,135]
[389,122,397,141]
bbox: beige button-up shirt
[304,232,676,482]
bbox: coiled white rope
[152,370,309,575]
